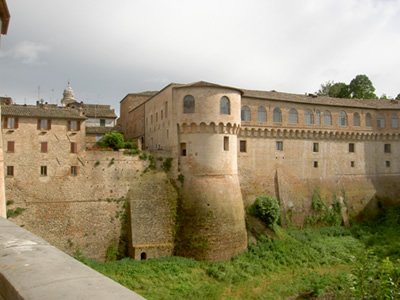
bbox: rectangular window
[41,142,48,153]
[40,166,47,176]
[7,166,14,177]
[386,161,391,167]
[240,140,247,153]
[180,143,187,156]
[71,166,78,176]
[313,143,319,152]
[100,119,106,127]
[5,117,18,129]
[156,113,158,122]
[314,161,318,168]
[351,161,355,167]
[68,120,80,131]
[384,144,391,153]
[7,141,15,153]
[96,134,102,142]
[349,143,355,153]
[276,141,283,151]
[161,110,164,120]
[71,142,78,153]
[165,102,168,119]
[38,119,51,130]
[224,136,229,151]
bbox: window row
[147,102,169,126]
[3,117,81,131]
[183,95,231,115]
[6,141,78,153]
[240,106,400,129]
[6,165,79,177]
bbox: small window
[183,95,195,114]
[71,142,78,153]
[224,136,229,151]
[366,113,372,127]
[96,134,102,142]
[7,141,15,153]
[240,140,247,153]
[386,161,391,167]
[7,166,14,177]
[314,161,318,168]
[41,142,48,153]
[273,108,282,123]
[161,110,164,120]
[349,143,355,153]
[38,119,51,130]
[220,96,230,115]
[353,113,360,127]
[390,114,399,129]
[384,144,391,153]
[377,114,385,128]
[276,141,283,151]
[40,166,47,176]
[71,166,78,176]
[156,113,158,122]
[151,115,153,124]
[305,110,314,125]
[323,111,332,126]
[4,117,18,129]
[141,252,147,260]
[68,120,80,131]
[241,106,251,121]
[289,109,298,124]
[313,143,319,152]
[338,111,348,126]
[351,161,355,167]
[100,119,106,127]
[257,106,267,122]
[165,102,168,118]
[180,143,187,156]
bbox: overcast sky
[1,0,400,115]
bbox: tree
[102,132,124,150]
[396,93,400,100]
[316,81,350,98]
[348,74,377,99]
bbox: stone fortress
[2,80,400,262]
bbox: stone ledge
[0,217,144,300]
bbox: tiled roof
[86,126,121,134]
[1,105,86,119]
[81,104,117,118]
[241,89,400,110]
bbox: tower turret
[61,82,77,106]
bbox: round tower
[173,83,247,261]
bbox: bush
[123,141,138,150]
[248,195,281,228]
[102,132,125,150]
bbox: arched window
[289,109,298,124]
[366,113,372,127]
[257,106,267,122]
[338,111,348,126]
[220,96,230,115]
[323,111,332,126]
[273,108,282,123]
[391,114,399,129]
[377,113,385,128]
[241,106,250,121]
[183,95,195,113]
[353,112,361,127]
[316,110,321,125]
[304,109,314,124]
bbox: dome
[63,82,75,98]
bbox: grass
[76,206,400,299]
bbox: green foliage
[349,74,377,99]
[123,140,138,150]
[162,157,173,172]
[95,160,100,166]
[316,80,350,98]
[396,93,400,100]
[123,149,141,155]
[247,195,281,228]
[177,173,184,183]
[306,188,342,227]
[102,132,125,150]
[139,152,148,160]
[6,200,14,206]
[7,207,26,218]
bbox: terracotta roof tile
[1,105,86,119]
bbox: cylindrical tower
[173,84,247,261]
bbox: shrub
[248,195,281,228]
[123,141,138,150]
[102,132,125,150]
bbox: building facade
[120,81,400,260]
